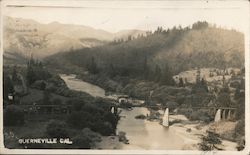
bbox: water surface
[60,74,197,150]
[60,74,105,97]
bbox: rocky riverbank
[67,73,239,150]
[93,112,238,150]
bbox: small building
[117,95,129,104]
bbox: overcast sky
[3,0,249,33]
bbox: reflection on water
[117,107,185,149]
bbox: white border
[0,0,249,154]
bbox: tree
[143,56,150,80]
[26,63,36,86]
[43,90,51,105]
[4,105,24,126]
[179,77,184,87]
[198,130,222,151]
[192,78,208,94]
[72,128,101,149]
[87,57,98,74]
[160,64,175,85]
[154,65,161,82]
[46,120,68,138]
[192,21,209,29]
[234,86,241,100]
[52,98,62,105]
[12,66,18,83]
[67,98,86,111]
[240,78,245,89]
[201,78,208,92]
[217,92,231,107]
[235,95,245,120]
[40,81,46,90]
[107,63,116,77]
[230,70,236,76]
[103,112,119,130]
[3,75,14,101]
[155,26,163,34]
[127,35,132,41]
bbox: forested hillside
[46,21,244,85]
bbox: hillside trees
[160,63,175,85]
[67,101,119,136]
[3,73,14,101]
[4,105,25,126]
[87,57,99,74]
[26,57,51,86]
[192,21,209,29]
[46,21,244,87]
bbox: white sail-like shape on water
[162,108,169,127]
[214,109,221,122]
[111,107,115,114]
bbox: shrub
[67,98,86,111]
[4,105,24,126]
[72,128,101,149]
[198,130,222,151]
[52,98,62,105]
[135,114,146,119]
[103,112,119,128]
[91,121,114,136]
[46,120,68,138]
[189,110,213,123]
[67,111,93,129]
[177,108,193,118]
[169,119,182,125]
[235,119,245,140]
[66,100,118,136]
[82,103,103,114]
[165,101,178,112]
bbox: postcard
[0,0,249,154]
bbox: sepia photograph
[0,0,249,154]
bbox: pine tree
[160,64,175,85]
[143,56,149,80]
[108,63,116,77]
[87,57,98,74]
[234,85,241,100]
[201,78,209,92]
[12,66,18,83]
[26,58,36,86]
[43,90,51,105]
[154,65,161,82]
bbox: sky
[2,0,249,33]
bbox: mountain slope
[46,22,244,76]
[3,16,146,61]
[154,27,244,72]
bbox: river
[60,74,106,97]
[60,74,197,149]
[59,74,237,150]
